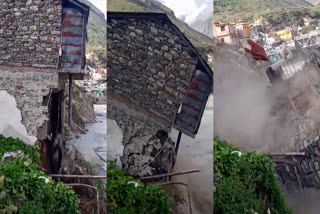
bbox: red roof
[244,39,269,61]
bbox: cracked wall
[107,95,175,177]
[0,90,36,144]
[0,66,58,144]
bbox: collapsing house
[107,12,213,177]
[0,0,90,173]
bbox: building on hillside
[0,0,90,173]
[303,16,317,26]
[250,24,264,36]
[107,12,213,177]
[233,20,250,39]
[213,21,239,45]
[276,28,293,41]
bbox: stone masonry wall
[0,66,58,140]
[108,96,175,177]
[274,135,320,190]
[0,0,62,67]
[107,17,198,122]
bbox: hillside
[306,0,318,5]
[189,6,213,39]
[80,0,107,67]
[107,0,213,45]
[214,0,313,23]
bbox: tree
[301,25,313,34]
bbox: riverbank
[66,104,107,175]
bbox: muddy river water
[69,105,107,174]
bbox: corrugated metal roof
[174,70,213,138]
[60,0,90,69]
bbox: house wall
[0,90,36,144]
[276,29,293,41]
[0,0,62,67]
[235,24,250,38]
[214,24,231,38]
[0,66,58,143]
[107,17,198,122]
[275,136,320,190]
[214,24,239,45]
[107,95,175,177]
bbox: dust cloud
[170,94,213,214]
[214,45,296,153]
[286,189,320,214]
[214,44,320,213]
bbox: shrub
[214,138,292,214]
[107,161,171,214]
[0,135,80,214]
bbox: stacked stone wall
[0,66,58,138]
[107,17,198,122]
[0,0,62,67]
[275,135,320,189]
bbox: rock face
[107,16,198,122]
[0,0,62,67]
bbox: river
[68,105,107,174]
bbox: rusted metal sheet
[61,1,89,69]
[174,69,213,137]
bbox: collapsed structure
[0,0,90,173]
[107,12,213,177]
[214,40,320,191]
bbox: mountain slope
[194,18,213,39]
[214,0,313,22]
[305,0,318,5]
[80,0,106,50]
[189,6,213,39]
[107,0,213,45]
[79,0,106,67]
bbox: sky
[88,0,106,18]
[157,0,213,25]
[86,0,212,23]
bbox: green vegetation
[107,0,213,45]
[301,24,314,33]
[77,0,106,68]
[214,0,313,26]
[107,161,171,214]
[0,135,80,213]
[265,7,320,28]
[214,138,291,214]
